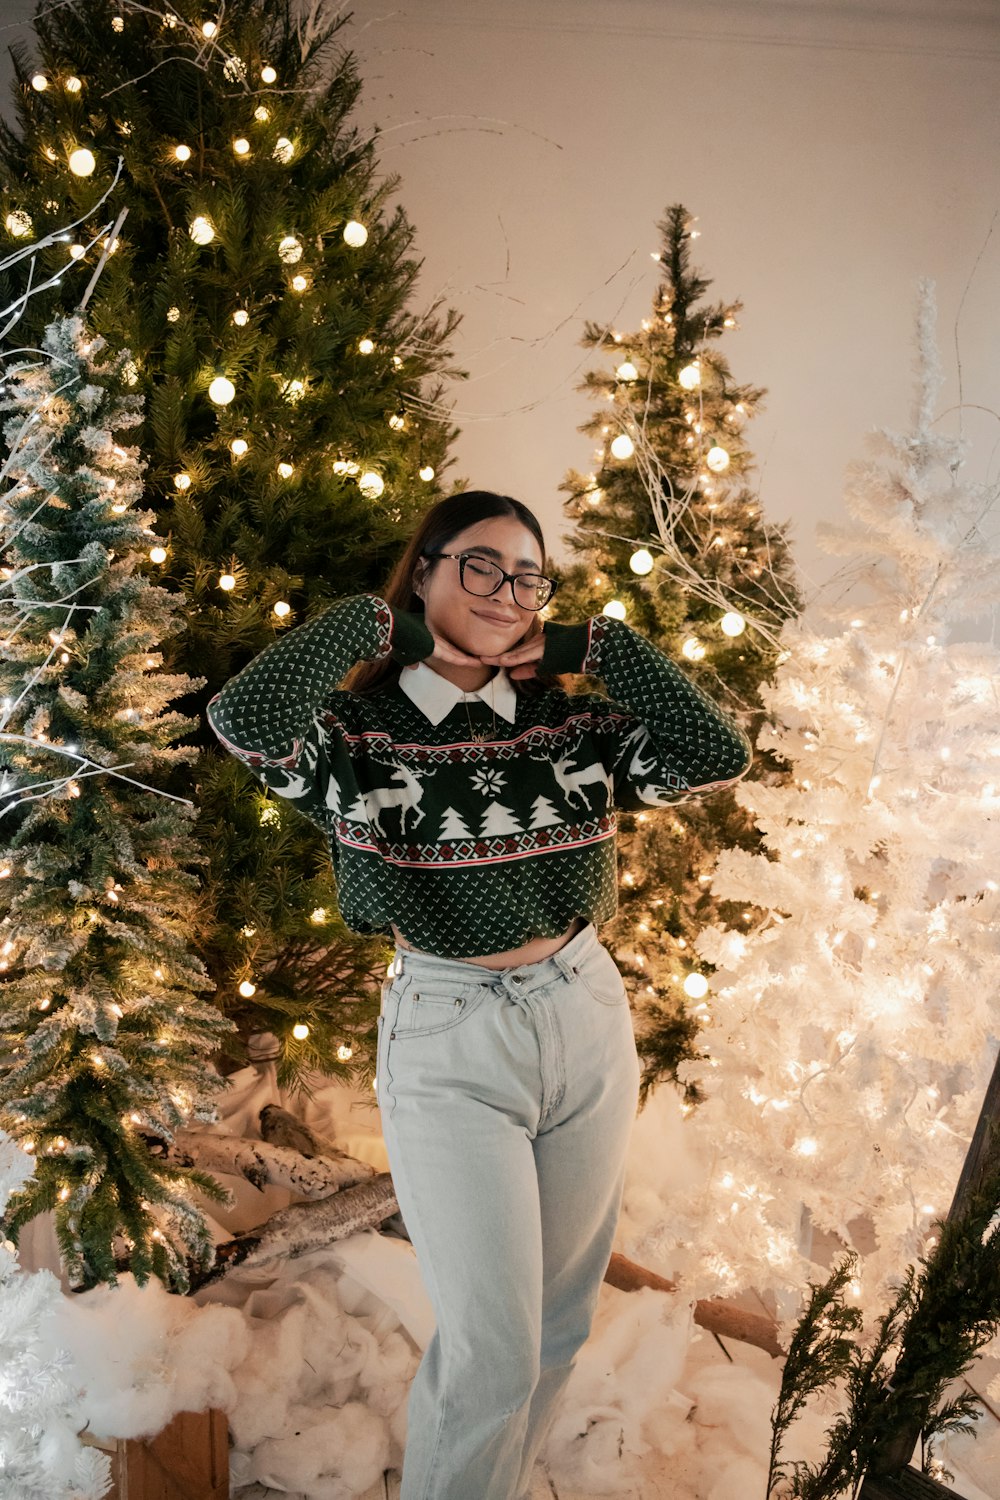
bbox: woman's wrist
[539,619,592,675]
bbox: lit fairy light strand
[0,289,197,816]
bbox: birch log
[168,1130,376,1198]
[190,1173,401,1290]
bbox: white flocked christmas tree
[651,280,1000,1330]
[0,1129,110,1499]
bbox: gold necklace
[462,673,498,744]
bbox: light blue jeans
[375,920,642,1500]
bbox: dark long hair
[341,491,567,699]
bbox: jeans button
[511,974,522,984]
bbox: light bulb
[610,433,634,460]
[189,215,214,244]
[358,336,375,354]
[238,979,256,997]
[720,611,745,637]
[682,636,705,660]
[359,470,384,498]
[273,136,294,163]
[278,234,302,263]
[208,375,236,405]
[219,574,236,591]
[173,471,192,490]
[678,363,701,389]
[616,361,638,381]
[273,600,291,618]
[310,907,327,923]
[166,305,180,321]
[629,548,653,575]
[65,76,82,93]
[291,273,308,291]
[230,437,248,457]
[31,73,48,91]
[68,147,96,176]
[683,972,709,999]
[261,64,277,83]
[254,105,269,122]
[343,219,368,247]
[202,20,217,37]
[69,242,85,259]
[292,1022,310,1040]
[706,445,730,473]
[149,546,167,564]
[419,464,435,481]
[276,461,294,478]
[602,599,627,621]
[388,413,405,429]
[233,137,250,155]
[232,308,249,326]
[174,143,192,162]
[112,15,124,30]
[5,210,33,238]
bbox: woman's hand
[404,627,485,671]
[479,635,545,680]
[404,626,546,680]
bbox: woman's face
[414,515,545,657]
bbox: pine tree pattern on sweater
[207,595,752,958]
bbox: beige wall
[347,0,1000,601]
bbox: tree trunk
[605,1251,783,1358]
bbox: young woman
[208,490,752,1500]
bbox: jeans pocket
[389,975,490,1039]
[572,944,629,1006]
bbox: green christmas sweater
[207,595,753,959]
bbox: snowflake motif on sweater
[470,765,507,797]
[207,594,753,959]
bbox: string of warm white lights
[0,232,202,814]
[584,336,797,656]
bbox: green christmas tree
[0,314,231,1289]
[0,0,462,1083]
[551,204,801,1104]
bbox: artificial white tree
[0,1129,111,1499]
[648,279,1000,1329]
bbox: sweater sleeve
[539,614,752,811]
[206,594,433,828]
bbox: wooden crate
[84,1409,229,1500]
[860,1470,960,1499]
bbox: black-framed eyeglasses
[422,550,559,611]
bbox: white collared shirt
[396,659,518,727]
